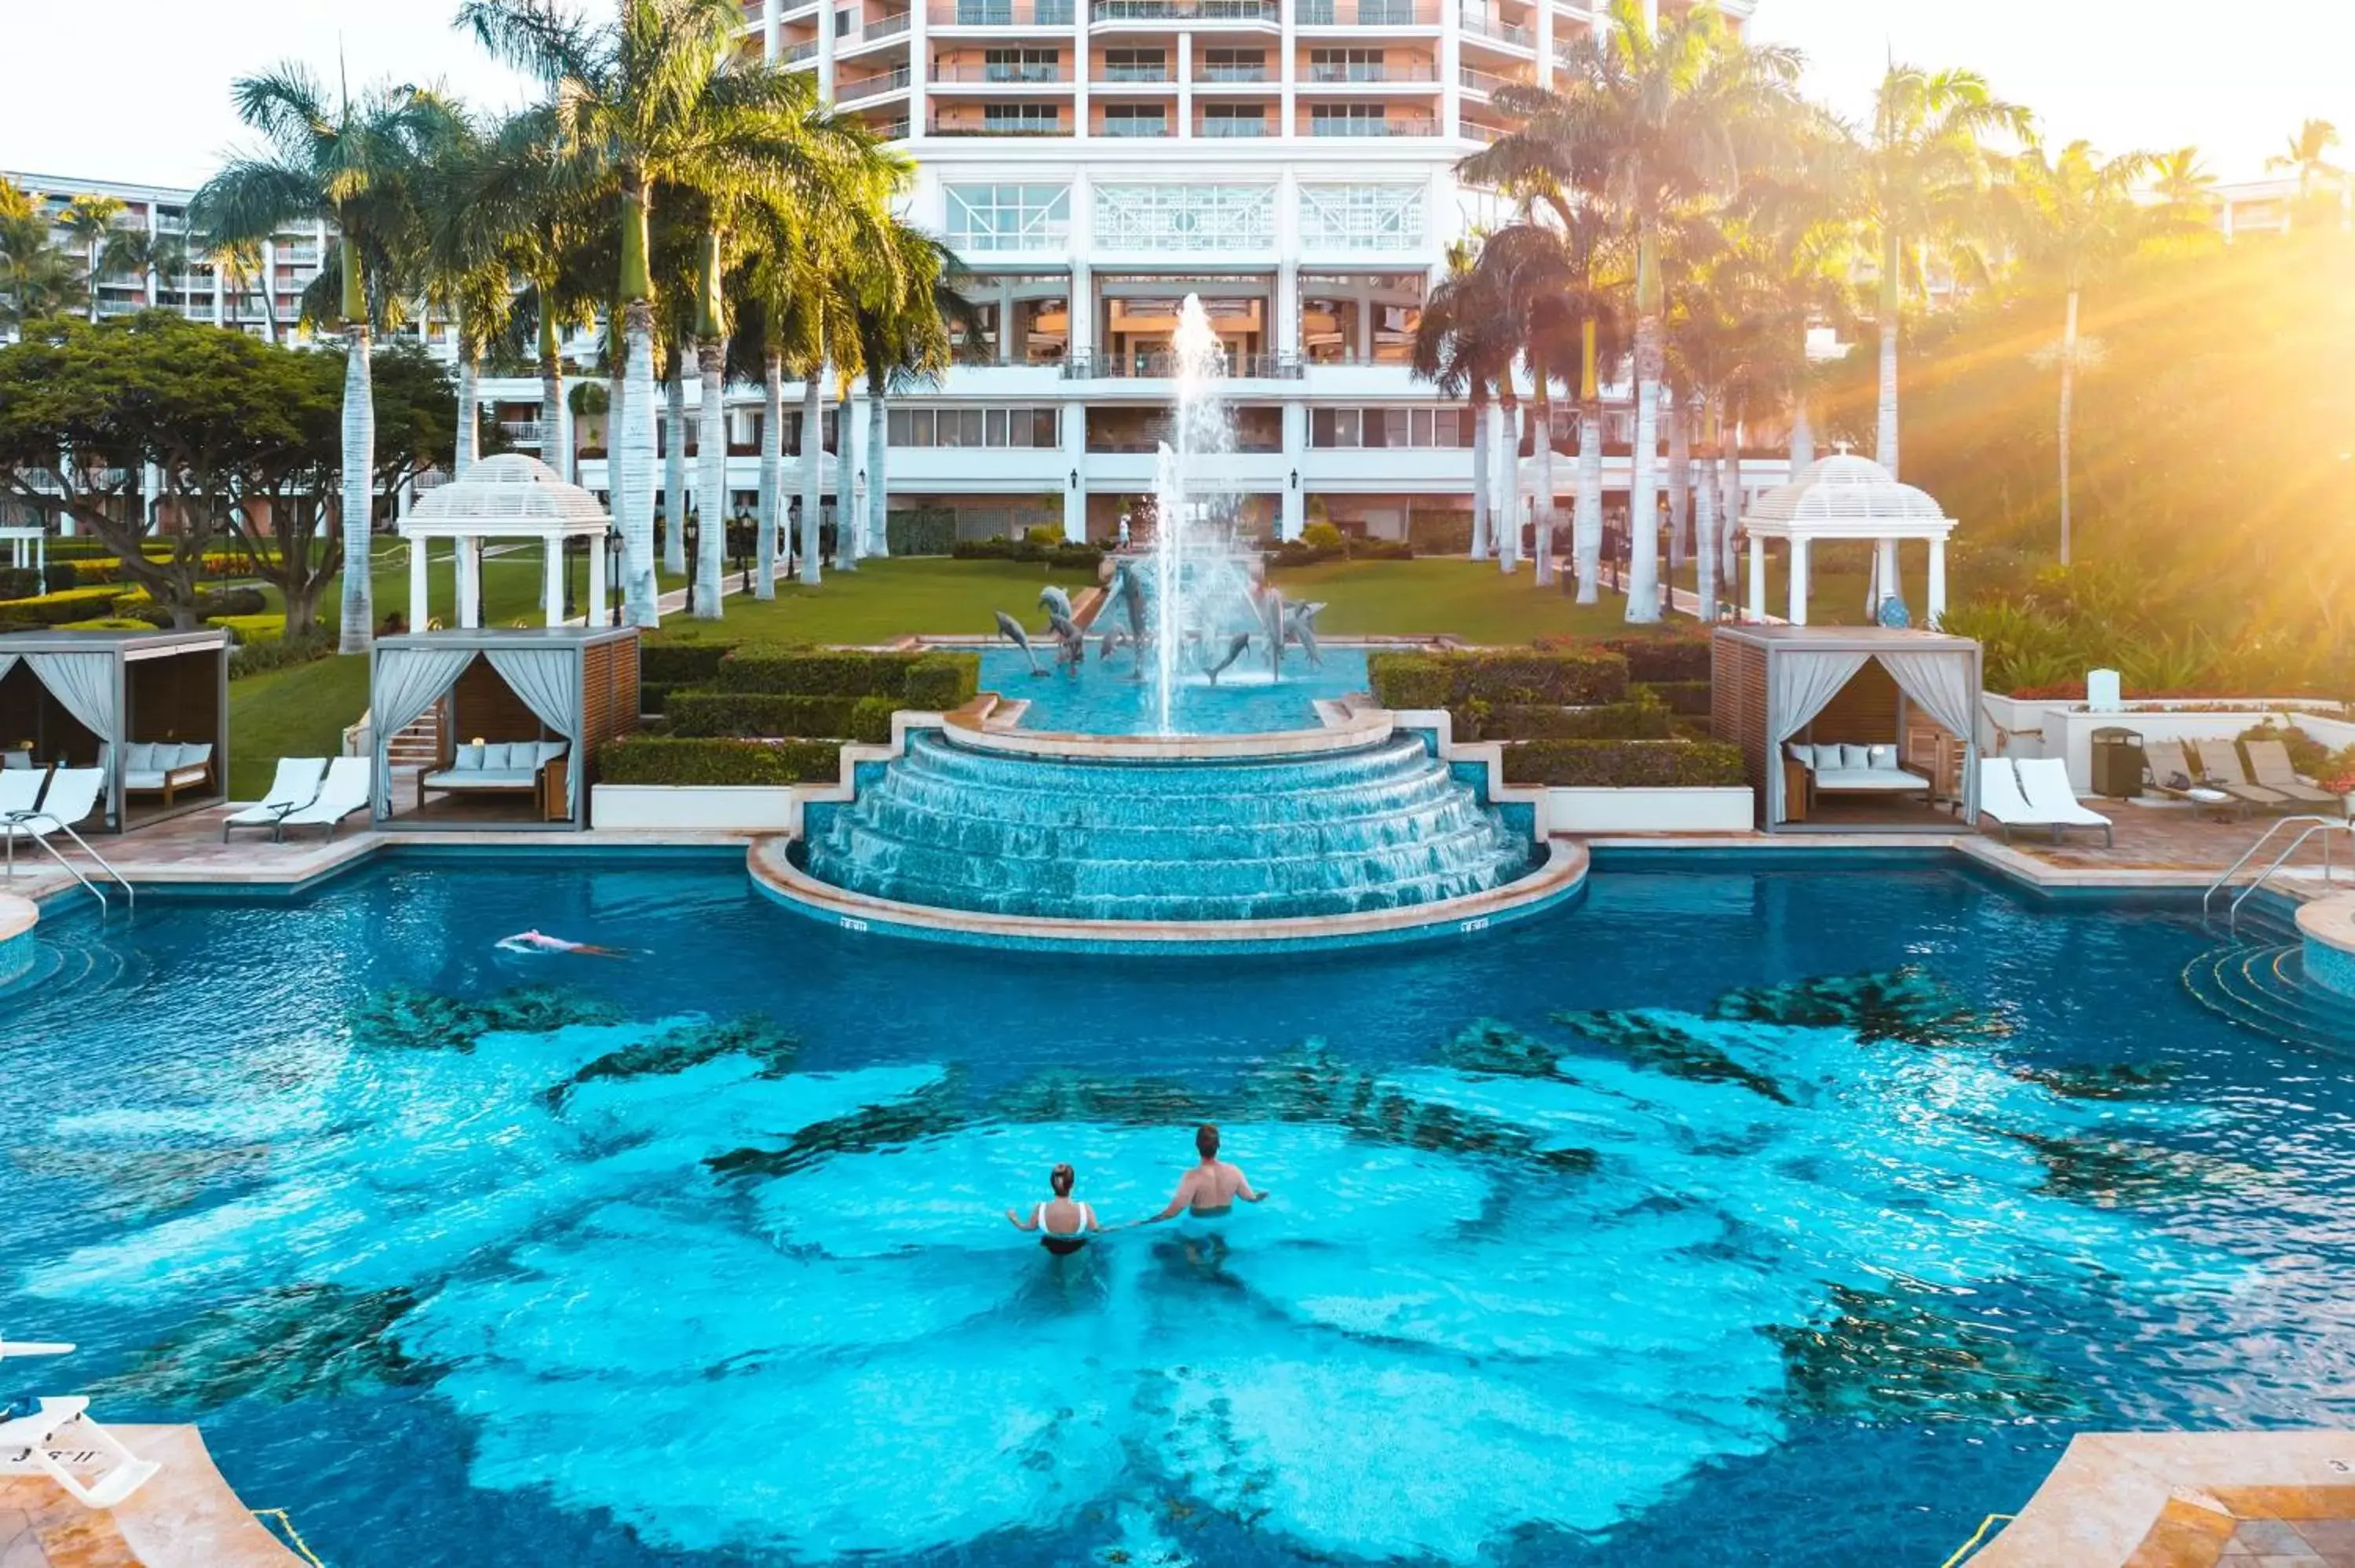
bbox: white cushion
[1786,742,1809,764]
[1838,743,1871,769]
[180,742,213,767]
[486,743,517,770]
[122,771,166,790]
[123,742,156,773]
[1868,744,1899,771]
[455,743,484,771]
[537,741,568,767]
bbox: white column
[1061,401,1087,542]
[1787,535,1809,626]
[408,535,429,630]
[1274,169,1300,363]
[1747,532,1765,622]
[1439,4,1461,140]
[1281,403,1307,540]
[1177,33,1193,137]
[816,0,836,100]
[457,537,482,629]
[588,534,609,625]
[1068,170,1094,365]
[543,535,567,628]
[1927,536,1948,627]
[762,0,782,59]
[1874,535,1897,618]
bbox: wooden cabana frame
[368,625,637,832]
[0,627,228,833]
[1712,624,1983,833]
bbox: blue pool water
[976,647,1368,735]
[5,856,2353,1566]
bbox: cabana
[0,628,228,832]
[368,626,637,831]
[1711,624,1982,833]
[1741,454,1958,627]
[400,454,614,630]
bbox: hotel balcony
[1300,109,1439,137]
[1457,62,1527,98]
[1089,0,1280,27]
[838,64,915,100]
[926,110,1074,135]
[1297,56,1439,85]
[1295,0,1439,24]
[1092,106,1175,137]
[840,9,913,45]
[1096,60,1177,82]
[927,0,1075,27]
[1192,61,1271,83]
[1196,108,1274,136]
[1061,350,1303,380]
[1456,6,1533,48]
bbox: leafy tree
[0,179,82,332]
[1412,238,1516,563]
[2267,119,2346,227]
[57,195,126,321]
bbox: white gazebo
[2,519,46,575]
[399,454,613,630]
[1740,454,1958,628]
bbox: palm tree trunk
[694,340,727,617]
[866,370,890,559]
[799,368,824,585]
[1719,429,1740,590]
[834,381,859,571]
[2058,287,2077,566]
[539,315,569,486]
[1666,389,1690,571]
[454,341,479,479]
[1875,245,1900,477]
[1467,391,1491,560]
[618,301,661,626]
[1496,394,1521,574]
[338,323,376,653]
[663,348,688,575]
[756,351,783,600]
[1626,301,1664,625]
[1694,399,1719,621]
[1788,389,1814,473]
[1573,394,1603,603]
[1532,370,1557,589]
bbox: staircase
[2181,900,2355,1052]
[385,700,446,770]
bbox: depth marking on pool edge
[840,917,870,933]
[1459,917,1492,934]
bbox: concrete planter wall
[1546,786,1754,834]
[590,784,795,833]
[1977,694,2353,793]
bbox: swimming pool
[975,647,1368,735]
[3,856,2348,1566]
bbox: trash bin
[2090,727,2146,799]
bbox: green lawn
[1272,559,1692,643]
[646,557,1099,645]
[225,652,371,800]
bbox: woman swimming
[1005,1163,1100,1255]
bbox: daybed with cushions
[118,741,216,804]
[420,740,571,819]
[1786,742,1935,803]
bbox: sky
[1,0,2348,191]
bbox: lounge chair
[118,741,215,806]
[0,1396,162,1509]
[272,756,371,841]
[2194,739,2291,812]
[2244,739,2342,810]
[1977,757,2101,845]
[2143,740,2241,817]
[221,757,328,841]
[2014,757,2116,847]
[2,767,104,879]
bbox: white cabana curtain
[25,651,118,820]
[1878,649,1981,818]
[371,647,477,813]
[1768,650,1871,824]
[487,648,581,815]
[0,652,16,684]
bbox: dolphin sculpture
[1046,608,1086,674]
[1039,584,1075,624]
[994,611,1046,676]
[1282,600,1327,669]
[1204,633,1254,684]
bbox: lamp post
[605,530,623,628]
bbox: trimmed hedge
[597,735,845,786]
[1597,633,1713,684]
[1369,650,1630,710]
[709,648,979,709]
[886,506,956,556]
[228,635,333,680]
[0,584,130,626]
[208,613,290,646]
[1502,738,1747,789]
[640,643,734,684]
[1640,680,1714,717]
[949,537,1104,571]
[1458,701,1674,742]
[666,691,897,744]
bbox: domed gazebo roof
[403,454,611,538]
[1741,454,1956,538]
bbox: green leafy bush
[1407,509,1473,555]
[1266,542,1345,568]
[885,506,956,556]
[228,634,332,681]
[949,536,1104,571]
[0,568,41,600]
[904,653,980,709]
[1640,680,1714,717]
[710,648,979,703]
[596,735,845,786]
[1459,700,1674,742]
[1594,634,1714,684]
[666,692,888,741]
[1502,738,1747,788]
[1024,523,1064,547]
[1369,650,1630,710]
[1301,522,1346,552]
[1353,538,1415,562]
[641,643,736,684]
[108,586,266,628]
[208,613,290,646]
[2238,718,2331,776]
[0,583,125,625]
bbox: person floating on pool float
[1139,1123,1270,1228]
[1006,1162,1100,1255]
[495,929,629,958]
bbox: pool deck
[2,1425,304,1566]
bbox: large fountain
[760,296,1586,951]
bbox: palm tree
[198,235,276,339]
[58,195,126,321]
[1476,0,1798,622]
[1,181,82,334]
[461,0,900,627]
[2267,119,2347,229]
[414,102,526,481]
[732,225,822,598]
[192,65,438,654]
[2006,138,2171,566]
[2152,147,2218,218]
[1411,238,1514,561]
[99,228,190,310]
[854,226,977,561]
[1853,64,2027,478]
[1475,223,1607,589]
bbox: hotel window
[1198,47,1265,81]
[1309,104,1388,136]
[1310,407,1467,447]
[1307,47,1384,82]
[945,184,1072,250]
[981,104,1062,133]
[982,47,1060,81]
[887,407,1061,447]
[1202,104,1266,138]
[1102,104,1169,137]
[1101,47,1167,81]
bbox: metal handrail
[2201,814,2351,930]
[4,811,134,913]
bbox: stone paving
[0,1428,301,1566]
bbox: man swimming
[1140,1123,1270,1225]
[495,929,628,958]
[1006,1163,1100,1255]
